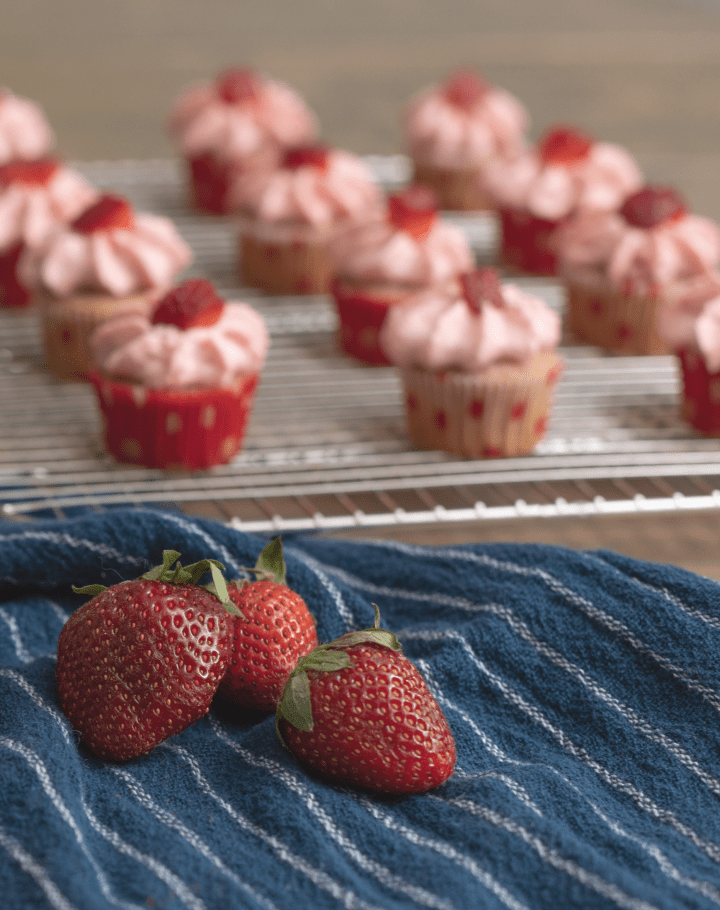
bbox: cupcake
[0,88,54,165]
[169,67,318,214]
[21,194,192,379]
[380,268,563,458]
[403,68,527,211]
[238,144,383,295]
[329,185,474,364]
[557,185,720,355]
[89,278,269,469]
[482,125,642,276]
[0,158,96,308]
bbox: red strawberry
[443,68,489,109]
[537,126,593,166]
[620,185,687,229]
[216,67,261,105]
[72,194,134,234]
[56,550,240,761]
[283,144,330,172]
[0,157,60,187]
[388,185,438,241]
[218,538,318,712]
[276,606,456,794]
[459,267,504,314]
[151,278,225,330]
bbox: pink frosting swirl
[91,301,269,389]
[237,149,382,228]
[656,272,720,369]
[0,163,96,255]
[0,89,54,164]
[380,282,561,371]
[170,74,317,163]
[405,83,528,169]
[483,142,642,219]
[21,211,192,298]
[329,214,474,287]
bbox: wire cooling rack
[3,157,720,532]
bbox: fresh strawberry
[56,550,240,761]
[443,68,489,109]
[218,538,318,712]
[388,185,438,241]
[537,126,593,166]
[460,267,504,314]
[216,67,261,105]
[72,194,134,234]
[620,185,687,229]
[276,606,456,794]
[0,157,59,187]
[283,144,330,172]
[151,278,225,330]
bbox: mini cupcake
[238,144,383,295]
[0,88,54,165]
[403,68,527,211]
[557,185,720,355]
[89,278,268,469]
[21,194,192,379]
[169,67,318,214]
[380,268,563,458]
[0,158,96,308]
[482,125,642,276]
[329,185,474,364]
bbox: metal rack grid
[3,157,720,533]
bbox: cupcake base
[239,220,333,295]
[332,280,412,365]
[400,351,564,458]
[90,371,260,469]
[412,161,495,212]
[0,243,31,309]
[564,267,670,356]
[499,208,561,276]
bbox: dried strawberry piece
[460,268,504,314]
[151,278,225,330]
[538,126,593,166]
[619,185,687,229]
[443,68,489,109]
[216,67,260,104]
[0,157,60,187]
[283,144,330,171]
[388,185,438,240]
[72,195,134,234]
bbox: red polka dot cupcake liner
[331,280,412,365]
[0,242,31,308]
[499,208,563,277]
[187,153,238,215]
[677,348,720,436]
[89,371,260,470]
[400,351,564,458]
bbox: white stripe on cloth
[0,605,32,663]
[451,770,543,817]
[0,669,73,744]
[0,824,79,910]
[285,545,356,631]
[0,530,147,568]
[159,513,243,576]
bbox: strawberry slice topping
[538,126,594,166]
[443,68,489,109]
[216,67,261,104]
[388,185,438,240]
[72,195,134,234]
[460,268,504,314]
[151,278,225,330]
[0,157,60,187]
[619,185,687,229]
[283,144,330,171]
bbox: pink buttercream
[482,142,642,220]
[380,282,561,371]
[0,90,54,165]
[91,301,268,390]
[21,212,192,298]
[656,272,720,370]
[0,165,96,255]
[236,150,382,228]
[170,77,317,163]
[329,214,474,287]
[405,83,528,169]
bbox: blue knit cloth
[2,508,720,910]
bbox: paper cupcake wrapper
[677,348,720,436]
[188,153,237,215]
[239,226,333,295]
[400,352,564,458]
[411,161,495,212]
[565,269,670,356]
[499,208,562,277]
[0,242,31,309]
[90,371,260,470]
[332,281,412,365]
